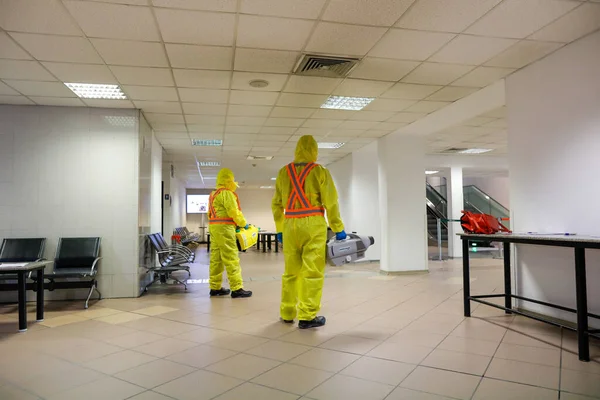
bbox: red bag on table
[460,211,511,234]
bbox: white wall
[0,105,140,300]
[150,134,162,234]
[507,31,600,325]
[327,154,353,231]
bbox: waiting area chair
[43,237,102,309]
[145,233,191,292]
[0,238,46,281]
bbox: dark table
[257,232,279,253]
[460,233,600,361]
[0,261,52,332]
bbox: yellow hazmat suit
[272,136,344,321]
[209,168,247,292]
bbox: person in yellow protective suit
[272,135,346,329]
[208,168,252,298]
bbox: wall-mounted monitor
[187,194,210,214]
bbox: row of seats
[0,237,102,309]
[174,227,200,246]
[145,233,192,292]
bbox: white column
[446,166,464,258]
[378,134,428,273]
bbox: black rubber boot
[298,316,326,329]
[210,288,231,297]
[231,288,252,298]
[281,318,294,324]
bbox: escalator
[426,183,510,248]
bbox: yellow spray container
[236,225,259,251]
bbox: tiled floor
[0,249,599,400]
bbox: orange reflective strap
[284,162,325,219]
[208,188,237,225]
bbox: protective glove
[335,230,347,241]
[244,224,249,229]
[276,232,283,244]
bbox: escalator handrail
[463,185,509,215]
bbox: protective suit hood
[294,135,318,163]
[216,168,238,192]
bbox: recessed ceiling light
[458,148,493,154]
[260,186,274,189]
[249,79,269,88]
[192,139,222,146]
[247,155,274,160]
[320,96,374,111]
[318,142,345,149]
[197,161,220,167]
[65,83,127,100]
[425,170,439,175]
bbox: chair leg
[94,281,102,300]
[84,284,94,309]
[172,277,188,291]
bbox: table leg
[263,235,267,253]
[462,239,471,317]
[257,235,261,251]
[268,235,272,251]
[17,272,27,332]
[503,242,512,314]
[574,247,589,362]
[36,268,44,322]
[275,235,279,253]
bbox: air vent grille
[294,55,359,78]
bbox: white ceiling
[1,0,599,187]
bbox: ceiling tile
[485,40,562,69]
[173,69,231,89]
[90,0,149,5]
[42,62,116,84]
[306,22,387,56]
[10,33,103,64]
[481,106,506,119]
[426,86,478,101]
[430,35,518,65]
[110,66,174,86]
[284,76,342,95]
[382,83,442,99]
[462,116,498,126]
[229,90,279,105]
[466,0,580,39]
[166,44,232,69]
[0,95,35,105]
[405,101,450,113]
[387,112,428,123]
[402,63,473,85]
[0,32,32,60]
[122,86,179,101]
[333,79,394,97]
[155,9,235,46]
[364,98,416,111]
[30,96,86,106]
[185,115,226,125]
[155,132,189,140]
[83,99,134,108]
[240,0,326,18]
[3,80,75,97]
[338,120,378,130]
[255,134,289,142]
[322,0,416,26]
[311,109,355,120]
[225,126,261,134]
[182,103,227,115]
[152,0,238,12]
[231,72,287,92]
[530,3,600,43]
[0,0,82,35]
[397,0,501,32]
[0,81,19,95]
[277,93,328,107]
[327,129,364,137]
[187,123,225,132]
[363,129,392,138]
[178,88,228,103]
[0,60,56,81]
[259,126,297,135]
[64,1,160,41]
[234,48,299,74]
[302,119,343,128]
[270,107,315,118]
[370,29,454,60]
[264,118,305,127]
[228,105,272,117]
[350,58,419,82]
[452,66,516,87]
[482,119,508,129]
[373,122,406,130]
[144,113,185,124]
[349,111,396,121]
[152,123,187,132]
[237,15,314,51]
[92,39,169,67]
[226,117,266,126]
[134,100,182,114]
[296,128,331,136]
